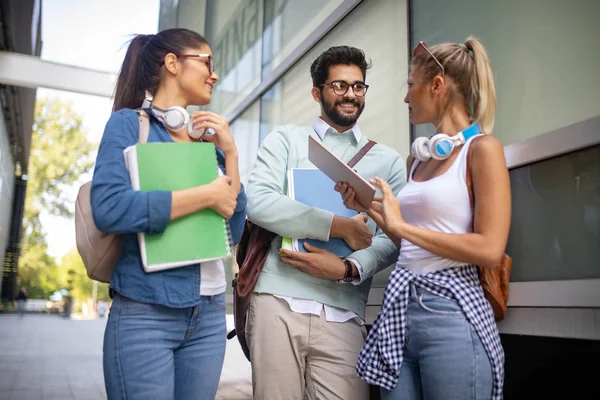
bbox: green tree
[18,97,96,298]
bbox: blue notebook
[287,168,357,257]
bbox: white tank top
[396,135,482,274]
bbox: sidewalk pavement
[0,313,252,400]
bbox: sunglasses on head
[413,41,444,76]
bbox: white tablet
[308,135,376,209]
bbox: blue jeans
[381,283,493,400]
[103,293,227,400]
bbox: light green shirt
[246,120,407,319]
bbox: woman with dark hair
[338,36,510,399]
[91,28,246,400]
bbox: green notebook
[124,142,231,273]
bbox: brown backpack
[74,110,150,283]
[228,139,377,361]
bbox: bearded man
[245,46,407,400]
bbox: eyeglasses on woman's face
[176,54,214,75]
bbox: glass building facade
[158,5,600,391]
[159,0,599,304]
[156,0,600,394]
[1,0,42,301]
[0,118,15,283]
[159,0,412,186]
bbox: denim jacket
[90,109,247,308]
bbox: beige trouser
[246,293,369,400]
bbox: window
[410,0,600,145]
[205,0,264,116]
[230,101,261,186]
[262,0,342,76]
[0,118,15,262]
[507,143,600,282]
[260,0,411,156]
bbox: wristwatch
[342,259,355,283]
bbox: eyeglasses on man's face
[176,54,214,75]
[321,80,369,97]
[412,41,444,76]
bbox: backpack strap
[136,109,150,144]
[347,140,377,168]
[466,136,484,208]
[466,135,512,321]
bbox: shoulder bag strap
[347,140,377,168]
[466,136,484,208]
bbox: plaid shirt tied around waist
[357,265,504,399]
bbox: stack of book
[282,168,357,257]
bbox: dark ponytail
[113,35,152,112]
[113,29,209,112]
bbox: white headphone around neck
[411,123,481,161]
[142,97,206,139]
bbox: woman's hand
[207,175,237,219]
[369,177,405,236]
[191,111,237,155]
[192,111,242,195]
[171,175,238,221]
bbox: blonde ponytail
[464,36,497,134]
[413,36,497,134]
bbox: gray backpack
[75,110,150,282]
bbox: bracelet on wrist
[342,259,354,283]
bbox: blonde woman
[337,37,510,399]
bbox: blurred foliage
[61,248,110,303]
[18,97,98,302]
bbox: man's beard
[321,96,365,128]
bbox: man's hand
[280,243,345,280]
[331,214,373,251]
[345,214,373,250]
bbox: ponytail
[413,36,497,134]
[113,35,154,112]
[464,36,497,134]
[113,29,209,112]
